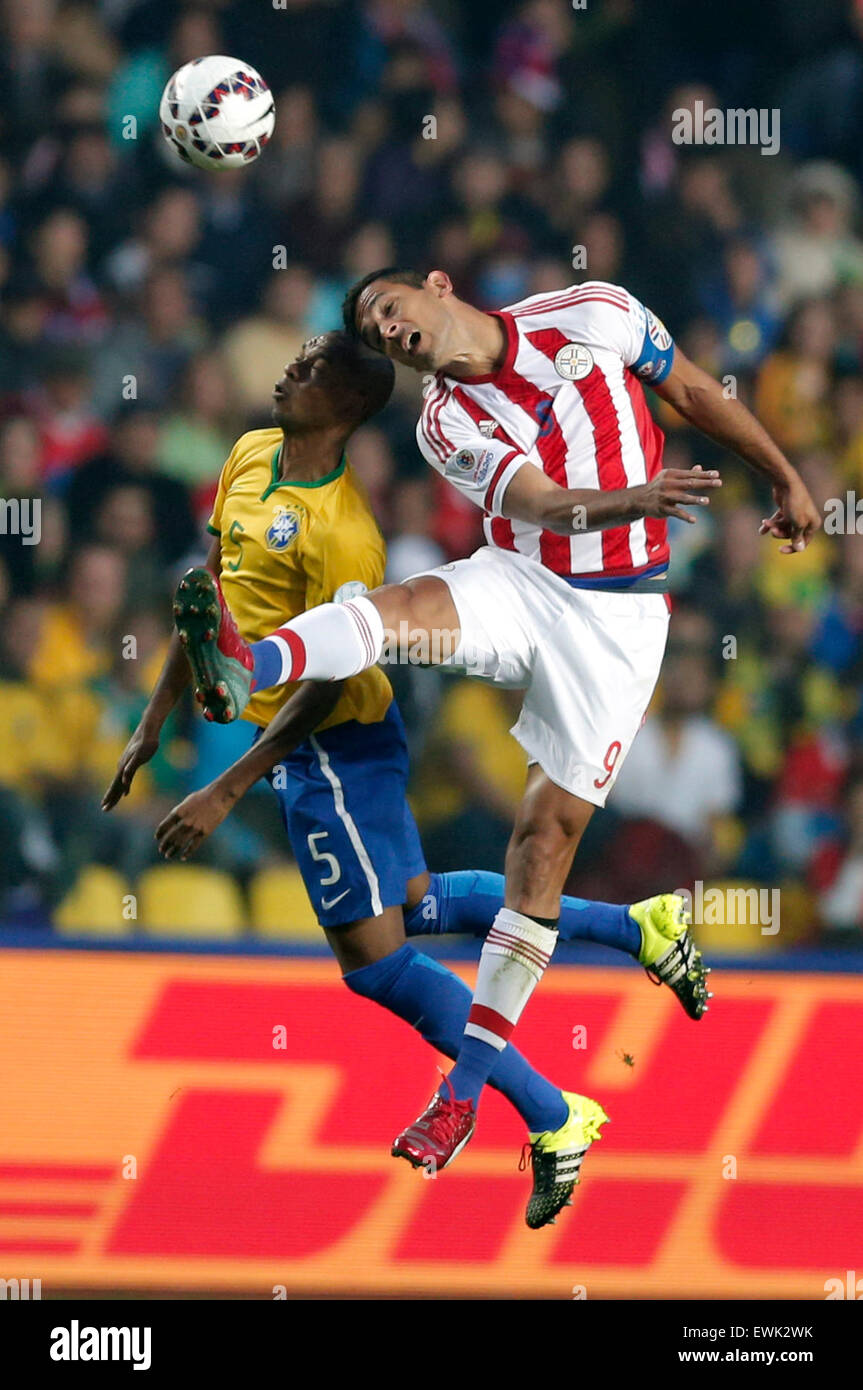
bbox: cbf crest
[266,505,303,551]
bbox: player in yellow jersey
[102,331,703,1229]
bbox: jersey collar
[261,447,347,500]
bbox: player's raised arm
[500,459,722,535]
[651,347,821,553]
[101,535,221,810]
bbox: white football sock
[268,595,385,683]
[465,908,558,1050]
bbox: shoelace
[518,1141,536,1173]
[418,1070,472,1147]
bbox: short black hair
[341,266,426,345]
[321,330,395,425]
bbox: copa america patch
[444,446,495,486]
[553,343,594,381]
[265,507,302,550]
[645,308,672,351]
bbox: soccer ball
[159,56,275,171]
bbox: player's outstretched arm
[155,679,344,859]
[102,537,221,811]
[651,347,821,553]
[500,459,722,536]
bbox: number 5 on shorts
[307,830,341,886]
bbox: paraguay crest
[266,504,304,551]
[554,342,594,381]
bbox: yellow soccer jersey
[207,427,392,730]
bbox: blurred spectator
[385,477,445,581]
[66,405,197,564]
[772,162,863,310]
[31,351,109,485]
[92,265,204,414]
[104,185,205,299]
[755,298,837,453]
[822,781,863,935]
[28,208,110,347]
[260,85,320,208]
[613,651,743,871]
[698,237,781,372]
[0,280,52,396]
[28,543,127,689]
[416,682,527,873]
[344,424,396,531]
[156,353,238,512]
[288,136,366,273]
[221,267,313,415]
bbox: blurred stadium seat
[137,865,246,938]
[249,864,319,941]
[54,865,135,937]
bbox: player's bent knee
[367,581,416,630]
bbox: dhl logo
[0,950,861,1298]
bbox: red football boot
[392,1073,476,1173]
[173,567,254,723]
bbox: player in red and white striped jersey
[418,280,673,583]
[181,267,820,1181]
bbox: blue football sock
[343,944,567,1132]
[447,1034,507,1112]
[404,870,640,958]
[248,637,283,692]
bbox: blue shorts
[261,702,427,927]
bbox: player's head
[271,330,395,436]
[342,267,461,372]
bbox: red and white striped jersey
[417,281,675,581]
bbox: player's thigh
[370,576,460,651]
[397,547,540,682]
[270,706,427,931]
[514,590,669,806]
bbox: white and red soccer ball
[160,56,275,171]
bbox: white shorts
[422,546,669,807]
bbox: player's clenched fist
[636,466,722,523]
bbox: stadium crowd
[0,0,862,944]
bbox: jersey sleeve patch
[444,445,497,488]
[631,306,675,383]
